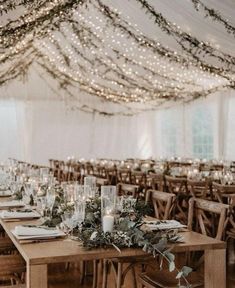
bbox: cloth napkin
[0,190,12,196]
[0,210,40,219]
[144,220,186,230]
[14,225,60,236]
[0,200,24,208]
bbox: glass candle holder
[101,186,116,216]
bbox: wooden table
[0,218,226,288]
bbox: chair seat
[139,269,203,288]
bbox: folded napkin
[0,200,24,208]
[144,220,186,231]
[0,210,40,219]
[12,225,65,240]
[0,190,12,197]
[14,225,59,236]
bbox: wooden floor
[48,241,235,288]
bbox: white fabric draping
[0,89,235,165]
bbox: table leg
[204,249,226,288]
[27,263,48,288]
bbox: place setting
[11,225,66,244]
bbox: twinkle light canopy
[0,0,235,115]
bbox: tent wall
[0,90,234,165]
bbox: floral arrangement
[75,197,192,286]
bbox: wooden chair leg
[102,259,108,288]
[117,262,123,288]
[131,266,137,288]
[80,261,85,285]
[93,260,99,288]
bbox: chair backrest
[187,179,211,199]
[165,175,188,194]
[212,181,235,203]
[147,173,165,191]
[131,171,146,186]
[118,168,132,184]
[188,197,229,240]
[116,183,139,198]
[147,190,176,220]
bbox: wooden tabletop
[0,217,226,266]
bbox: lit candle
[102,214,114,233]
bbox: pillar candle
[102,214,114,233]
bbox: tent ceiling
[0,0,235,114]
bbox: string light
[0,0,234,115]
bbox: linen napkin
[144,220,186,230]
[0,190,13,197]
[0,210,40,219]
[12,225,65,240]
[0,200,24,209]
[14,225,59,236]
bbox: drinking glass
[74,201,86,231]
[101,186,116,216]
[84,176,96,198]
[74,185,86,202]
[36,196,47,218]
[61,211,77,238]
[23,182,33,205]
[46,187,56,219]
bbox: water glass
[101,186,116,215]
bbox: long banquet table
[0,217,226,288]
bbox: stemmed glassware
[84,176,97,198]
[46,186,56,219]
[61,211,76,236]
[23,182,33,205]
[74,201,86,234]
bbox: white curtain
[0,89,234,165]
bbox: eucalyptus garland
[191,0,235,37]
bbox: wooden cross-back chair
[131,171,147,199]
[165,175,189,224]
[146,190,176,220]
[105,167,118,185]
[131,171,146,186]
[188,197,229,240]
[116,183,139,198]
[212,181,235,205]
[138,198,229,288]
[211,182,235,241]
[117,168,132,184]
[0,237,26,287]
[0,254,26,286]
[187,179,212,200]
[147,173,165,192]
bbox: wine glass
[23,182,33,205]
[61,211,77,238]
[46,187,56,219]
[73,201,86,239]
[84,176,96,198]
[74,185,86,202]
[36,196,47,218]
